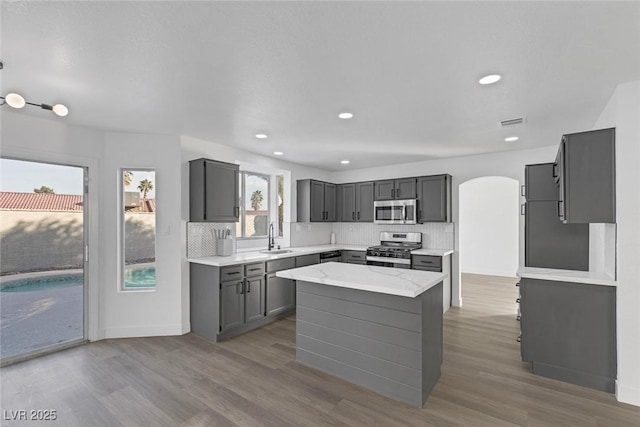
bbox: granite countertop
[276,262,446,298]
[517,266,616,287]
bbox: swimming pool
[1,266,156,292]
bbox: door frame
[0,147,100,346]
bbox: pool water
[1,267,156,292]
[124,266,156,288]
[0,275,83,293]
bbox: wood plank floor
[2,273,639,426]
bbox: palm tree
[138,179,154,199]
[250,190,264,211]
[123,170,133,187]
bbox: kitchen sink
[259,249,293,254]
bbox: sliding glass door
[0,158,87,364]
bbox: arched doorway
[458,176,519,299]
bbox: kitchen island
[277,262,445,408]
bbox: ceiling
[1,2,639,171]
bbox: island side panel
[296,280,442,408]
[422,281,443,403]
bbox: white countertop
[276,262,446,298]
[517,266,617,287]
[187,244,369,267]
[411,248,454,256]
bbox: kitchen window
[237,171,270,238]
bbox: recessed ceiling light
[340,160,350,164]
[255,133,268,139]
[338,112,353,119]
[505,136,519,142]
[273,151,283,156]
[479,74,502,85]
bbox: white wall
[329,145,558,306]
[0,111,185,340]
[459,177,519,277]
[593,80,640,407]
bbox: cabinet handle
[397,188,401,197]
[516,297,521,303]
[420,260,434,264]
[248,268,261,272]
[517,335,521,343]
[517,315,521,321]
[515,282,520,287]
[236,281,244,294]
[521,204,526,215]
[357,211,360,220]
[352,211,355,220]
[418,209,422,219]
[521,185,526,196]
[235,206,240,217]
[227,272,240,275]
[246,281,251,293]
[391,188,395,198]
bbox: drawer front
[220,265,244,281]
[412,265,441,272]
[266,257,296,273]
[245,262,266,277]
[341,251,366,262]
[295,254,320,268]
[412,255,442,271]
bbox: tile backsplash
[330,222,454,248]
[187,221,454,258]
[187,222,236,257]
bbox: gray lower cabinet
[411,254,451,311]
[295,254,320,267]
[555,128,615,223]
[189,158,239,222]
[266,257,297,316]
[416,175,451,223]
[191,259,292,343]
[520,278,616,392]
[220,279,245,332]
[341,250,366,265]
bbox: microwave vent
[499,117,526,128]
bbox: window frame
[237,170,271,239]
[119,168,157,292]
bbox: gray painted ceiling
[1,2,639,170]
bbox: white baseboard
[103,323,185,339]
[181,322,191,335]
[616,381,640,407]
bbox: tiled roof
[0,192,155,212]
[0,192,84,211]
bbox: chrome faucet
[268,222,275,251]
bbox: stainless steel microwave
[373,199,417,224]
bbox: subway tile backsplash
[289,222,454,249]
[329,222,454,248]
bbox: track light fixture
[0,61,69,117]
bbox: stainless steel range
[366,231,422,269]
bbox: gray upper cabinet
[417,175,451,223]
[297,179,337,222]
[375,178,417,201]
[525,163,558,201]
[337,183,356,222]
[524,163,589,270]
[356,182,374,222]
[555,128,616,223]
[337,182,374,222]
[189,158,239,222]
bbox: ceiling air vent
[499,117,526,128]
